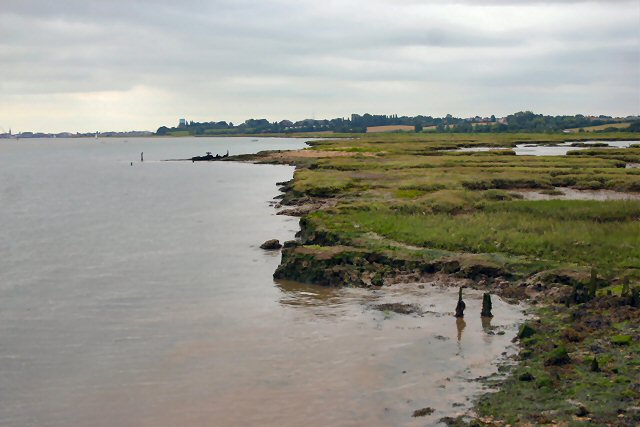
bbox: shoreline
[254,133,640,425]
[260,155,531,423]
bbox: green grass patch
[309,199,640,272]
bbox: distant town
[0,129,154,139]
[2,111,639,138]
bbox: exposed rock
[282,240,299,249]
[275,179,293,188]
[576,405,589,417]
[260,239,282,250]
[518,372,535,381]
[412,407,435,417]
[277,204,321,217]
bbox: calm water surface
[514,140,637,156]
[454,140,638,156]
[0,137,524,427]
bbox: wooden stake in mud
[481,293,493,318]
[455,287,466,318]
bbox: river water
[0,137,524,427]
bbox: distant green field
[565,122,631,132]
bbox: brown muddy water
[0,137,524,427]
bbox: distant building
[179,118,187,127]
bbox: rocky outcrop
[260,239,282,250]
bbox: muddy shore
[244,142,640,425]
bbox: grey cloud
[0,0,638,131]
[389,0,636,4]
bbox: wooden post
[481,293,493,318]
[455,287,466,318]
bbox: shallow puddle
[449,140,639,156]
[515,140,637,156]
[512,187,640,201]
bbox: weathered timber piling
[481,292,493,318]
[455,287,466,318]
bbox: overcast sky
[1,0,639,132]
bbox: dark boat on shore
[191,151,229,162]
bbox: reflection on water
[481,316,493,332]
[276,280,351,307]
[452,140,638,156]
[514,140,637,156]
[456,317,467,342]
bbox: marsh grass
[567,146,640,163]
[289,133,640,277]
[308,132,640,154]
[309,198,640,273]
[279,132,640,425]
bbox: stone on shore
[260,239,282,250]
[412,407,435,417]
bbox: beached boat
[191,151,229,162]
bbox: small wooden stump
[455,287,466,318]
[481,293,493,318]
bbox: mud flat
[235,281,525,427]
[258,131,640,425]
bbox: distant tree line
[155,111,639,135]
